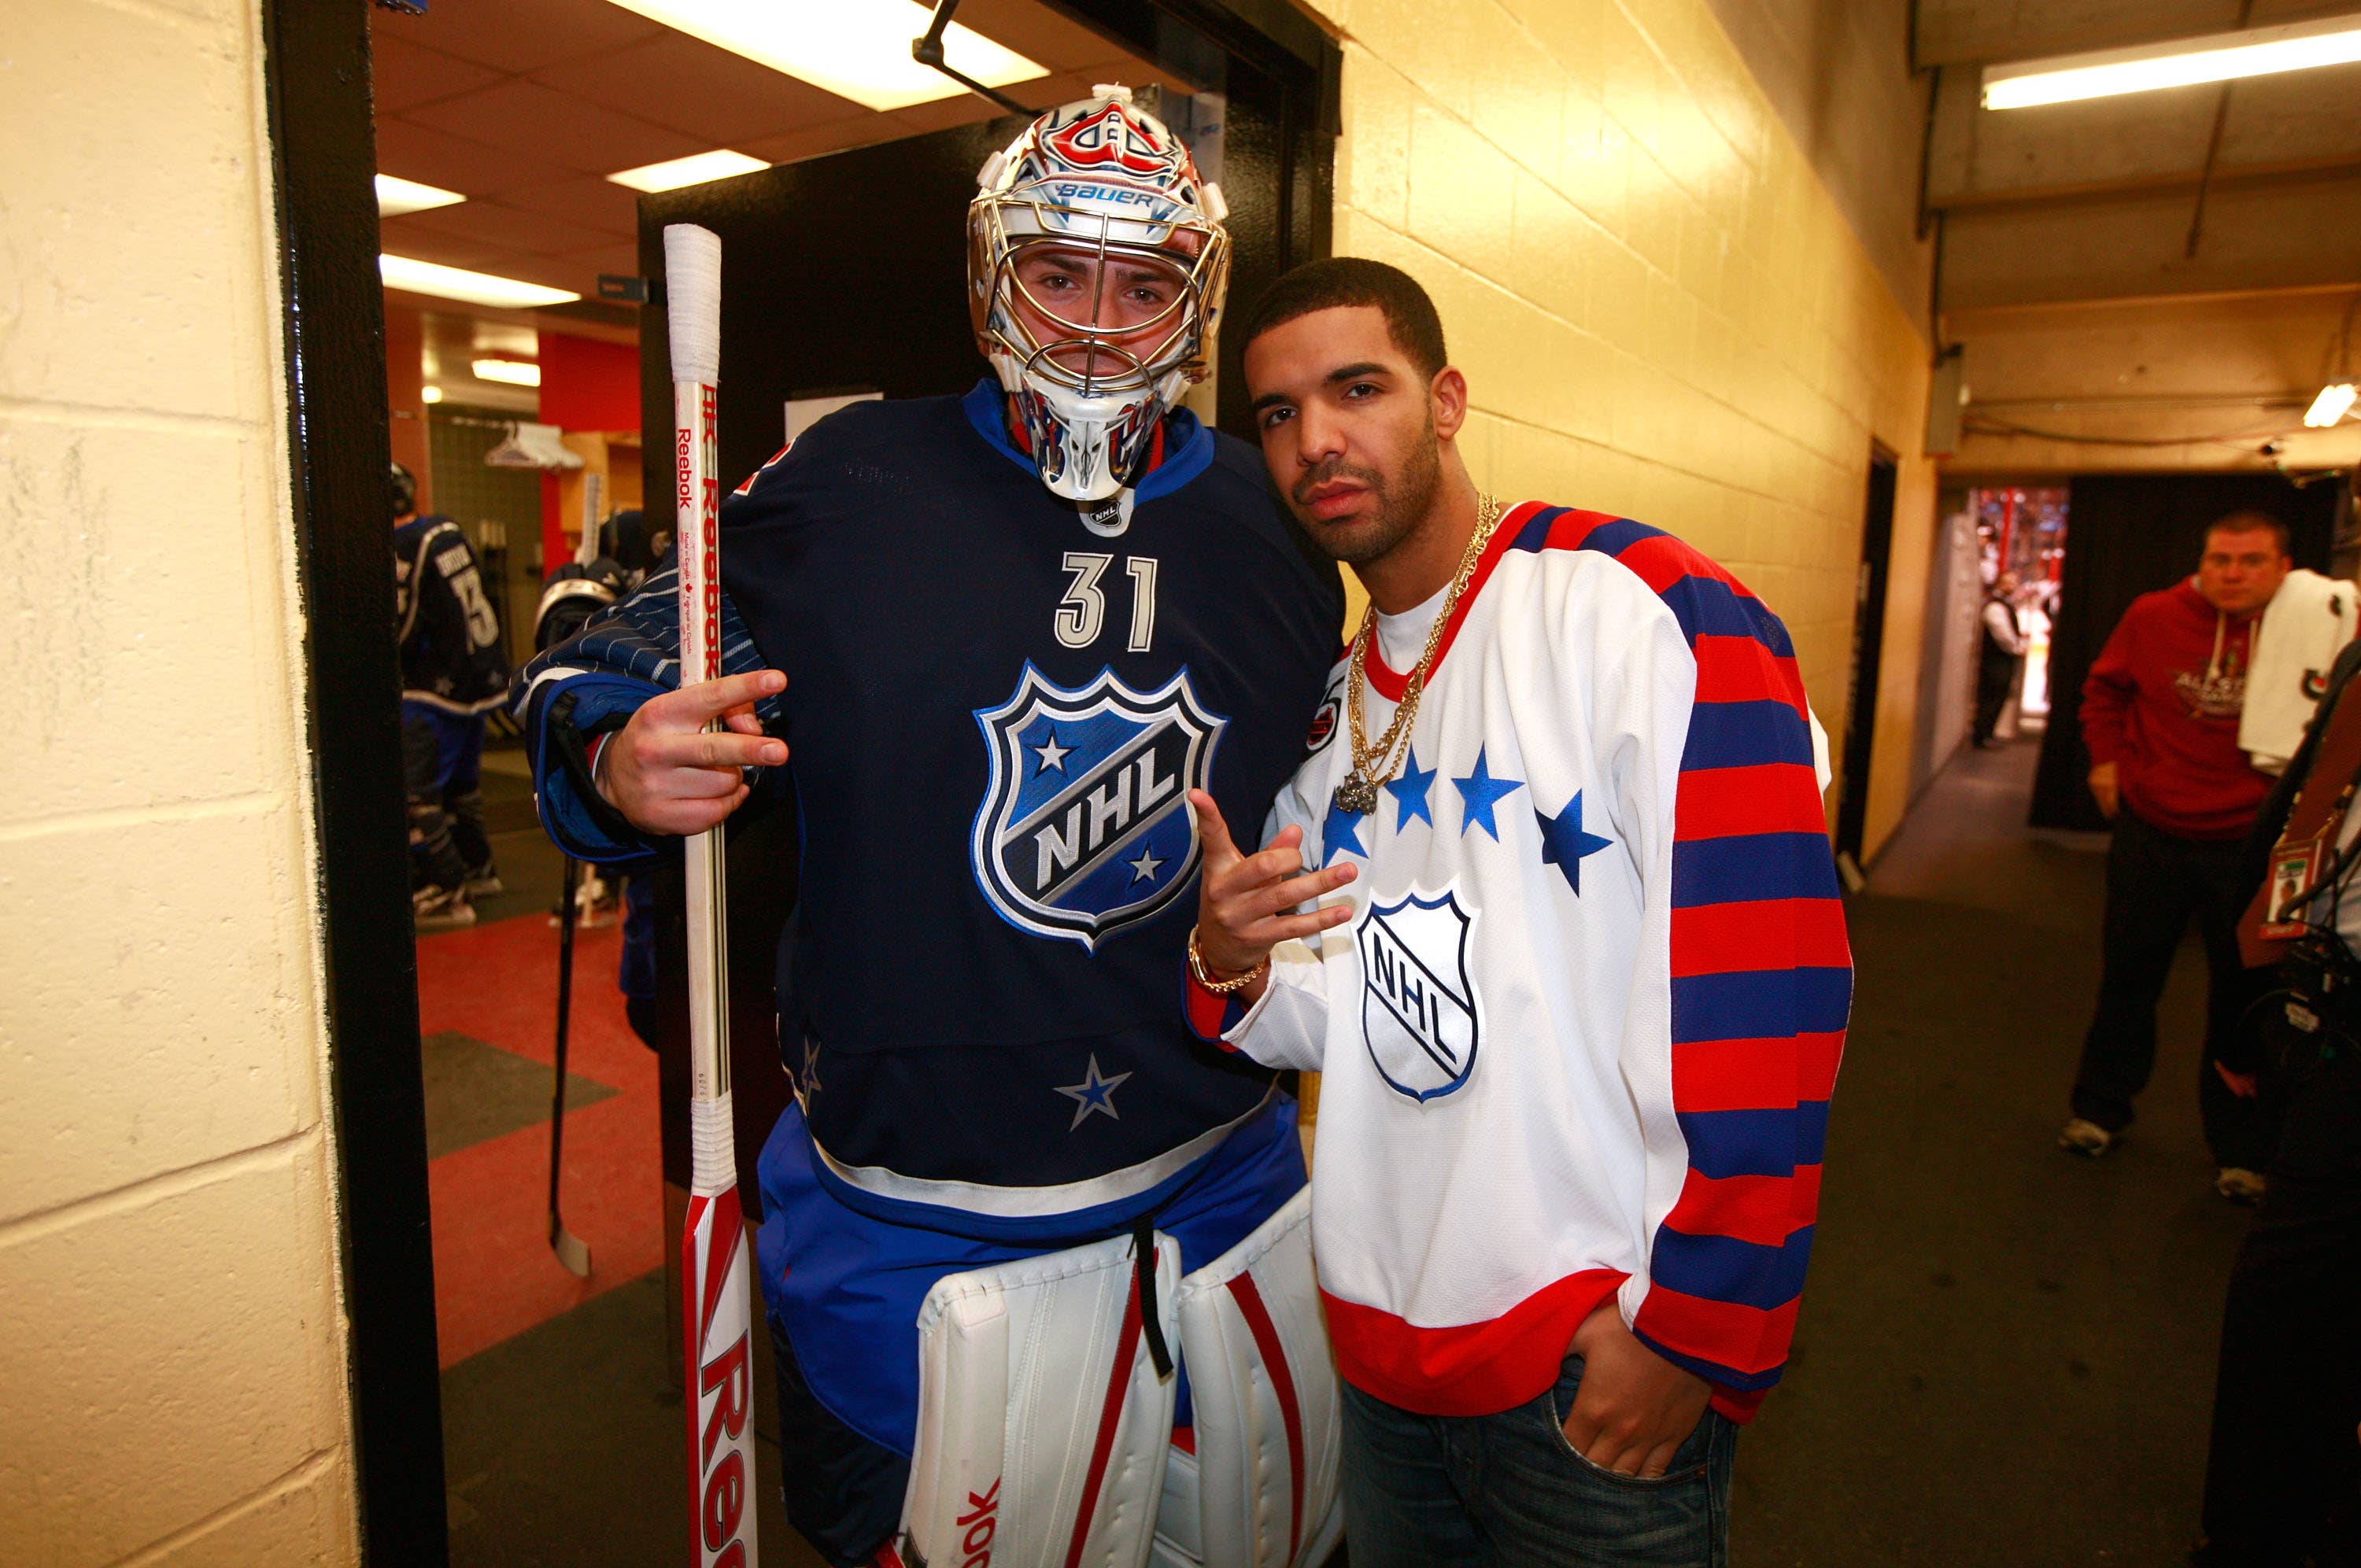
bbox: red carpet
[416,912,665,1368]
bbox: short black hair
[2206,509,2291,556]
[1242,257,1448,380]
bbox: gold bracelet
[1188,925,1268,994]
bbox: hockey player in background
[515,92,1347,1567]
[1186,259,1849,1566]
[393,461,510,930]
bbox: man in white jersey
[1182,260,1850,1565]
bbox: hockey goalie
[515,88,1347,1568]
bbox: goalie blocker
[893,1187,1340,1568]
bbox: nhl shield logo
[1357,891,1480,1102]
[972,664,1225,949]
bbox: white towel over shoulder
[2241,567,2359,773]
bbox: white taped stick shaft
[665,223,722,385]
[689,1092,738,1195]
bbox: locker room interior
[7,0,2361,1564]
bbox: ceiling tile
[370,33,504,113]
[737,116,912,165]
[951,0,1155,74]
[371,0,666,76]
[399,199,624,257]
[376,116,582,197]
[406,79,708,177]
[888,94,1007,137]
[406,78,704,177]
[496,177,643,239]
[531,31,867,144]
[375,219,504,271]
[553,242,645,279]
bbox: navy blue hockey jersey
[515,382,1343,1234]
[395,514,510,714]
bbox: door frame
[1837,445,1900,866]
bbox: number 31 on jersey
[1055,552,1158,653]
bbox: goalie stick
[667,221,759,1568]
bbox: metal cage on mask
[968,90,1231,502]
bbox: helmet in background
[390,460,417,519]
[968,87,1230,502]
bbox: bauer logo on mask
[970,665,1225,948]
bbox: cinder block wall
[1306,0,1941,858]
[0,2,357,1564]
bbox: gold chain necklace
[1333,493,1503,817]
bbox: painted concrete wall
[1307,0,1940,859]
[0,2,358,1564]
[1948,287,2361,475]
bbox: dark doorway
[1838,448,1900,866]
[2029,473,2342,832]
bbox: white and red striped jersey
[1186,504,1850,1423]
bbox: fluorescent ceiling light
[1983,12,2361,109]
[421,386,445,404]
[601,0,1046,113]
[379,255,581,309]
[472,358,544,387]
[2304,383,2358,428]
[375,173,466,216]
[608,149,770,194]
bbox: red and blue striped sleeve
[1532,507,1851,1415]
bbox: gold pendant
[1333,775,1379,816]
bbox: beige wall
[0,2,357,1565]
[1308,0,1939,858]
[1947,286,2361,477]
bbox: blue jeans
[1339,1355,1736,1567]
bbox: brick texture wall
[0,2,357,1562]
[1307,0,1942,855]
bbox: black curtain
[2029,473,2341,830]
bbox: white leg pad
[902,1230,1181,1568]
[1151,1188,1342,1568]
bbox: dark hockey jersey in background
[395,513,510,714]
[514,382,1343,1230]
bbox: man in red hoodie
[2064,511,2290,1199]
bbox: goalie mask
[970,87,1231,502]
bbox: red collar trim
[1363,501,1547,701]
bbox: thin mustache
[1293,461,1381,507]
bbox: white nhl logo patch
[1357,890,1480,1102]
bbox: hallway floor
[1732,736,2254,1565]
[426,738,2256,1565]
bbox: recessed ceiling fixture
[472,358,544,387]
[375,173,467,216]
[600,0,1046,113]
[1983,12,2361,109]
[2304,383,2357,428]
[380,255,582,309]
[608,149,771,194]
[421,386,445,404]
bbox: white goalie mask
[969,87,1231,502]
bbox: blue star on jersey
[1453,747,1524,840]
[1322,793,1369,866]
[1054,1053,1132,1129]
[1387,747,1437,831]
[1537,791,1614,893]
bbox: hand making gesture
[1188,789,1358,1004]
[600,668,789,836]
